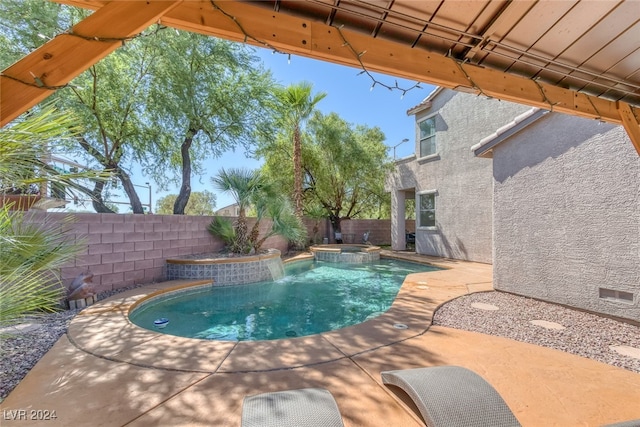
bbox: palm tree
[209,168,305,254]
[276,82,326,218]
[211,168,260,253]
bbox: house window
[419,116,436,157]
[418,192,436,227]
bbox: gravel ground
[0,284,147,402]
[1,288,639,402]
[433,291,640,373]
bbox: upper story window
[419,116,436,158]
[418,191,436,228]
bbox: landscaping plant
[0,106,99,328]
[208,168,305,254]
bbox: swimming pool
[129,258,440,341]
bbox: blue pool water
[129,259,439,341]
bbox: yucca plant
[207,215,236,248]
[0,104,102,329]
[0,206,83,327]
[251,193,305,253]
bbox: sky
[125,48,435,212]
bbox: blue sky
[131,49,434,211]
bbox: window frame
[417,114,438,159]
[417,189,437,230]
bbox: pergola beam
[161,1,632,126]
[618,102,640,155]
[4,0,640,148]
[0,1,182,126]
[51,0,636,126]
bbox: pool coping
[66,252,489,374]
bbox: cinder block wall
[300,218,407,246]
[339,219,412,245]
[22,213,218,294]
[492,115,639,322]
[23,213,392,294]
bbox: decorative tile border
[165,249,284,285]
[309,244,381,263]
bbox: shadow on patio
[1,254,639,426]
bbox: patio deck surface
[2,252,640,426]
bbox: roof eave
[472,108,550,158]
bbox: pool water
[130,259,440,341]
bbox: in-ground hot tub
[309,244,381,263]
[165,248,284,285]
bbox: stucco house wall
[490,114,639,322]
[387,89,530,263]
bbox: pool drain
[285,330,297,337]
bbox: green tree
[1,0,153,213]
[262,111,393,233]
[144,30,277,214]
[273,82,326,218]
[155,191,217,215]
[0,0,84,68]
[58,40,158,213]
[1,2,276,214]
[209,168,304,254]
[210,168,262,253]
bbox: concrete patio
[2,253,639,426]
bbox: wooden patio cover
[1,0,639,154]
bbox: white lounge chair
[241,387,345,427]
[381,366,521,427]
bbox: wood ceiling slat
[560,2,638,61]
[538,47,640,99]
[375,1,436,45]
[548,2,639,86]
[275,0,333,22]
[528,0,618,67]
[497,1,577,73]
[0,0,183,127]
[391,1,477,56]
[331,12,378,35]
[370,0,394,38]
[459,0,503,35]
[388,0,442,24]
[426,0,490,56]
[474,1,640,102]
[571,25,640,86]
[466,0,535,64]
[601,48,640,90]
[501,55,549,81]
